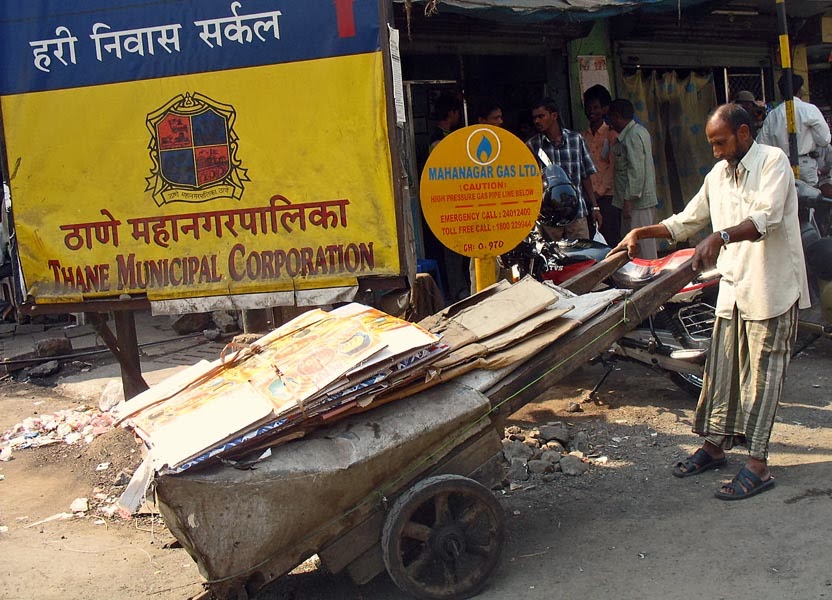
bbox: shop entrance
[401,53,548,301]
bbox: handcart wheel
[381,474,505,600]
[204,582,248,600]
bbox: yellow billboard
[0,1,400,303]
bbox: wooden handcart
[155,252,697,600]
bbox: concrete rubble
[34,337,72,357]
[501,421,598,483]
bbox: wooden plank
[560,249,629,295]
[18,298,150,316]
[427,427,504,488]
[467,449,507,490]
[345,545,386,585]
[319,512,384,576]
[489,258,696,425]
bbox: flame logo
[466,127,501,166]
[476,135,493,162]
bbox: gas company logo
[145,92,248,206]
[466,127,502,166]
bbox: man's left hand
[592,209,603,230]
[692,232,723,271]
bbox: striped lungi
[693,303,798,460]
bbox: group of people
[428,74,818,503]
[527,87,659,259]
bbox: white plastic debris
[25,512,74,528]
[98,380,124,412]
[69,497,89,513]
[1,407,114,449]
[117,454,153,515]
[64,432,83,445]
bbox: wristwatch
[591,206,601,212]
[718,230,730,246]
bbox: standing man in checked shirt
[527,97,602,240]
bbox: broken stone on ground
[34,337,73,358]
[502,422,598,484]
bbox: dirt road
[1,336,830,600]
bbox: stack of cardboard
[115,304,447,474]
[372,277,628,402]
[116,277,628,478]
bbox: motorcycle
[497,167,832,396]
[498,225,719,398]
[499,160,720,397]
[795,180,832,351]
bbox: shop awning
[399,0,715,23]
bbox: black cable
[1,332,208,367]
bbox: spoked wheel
[381,474,505,600]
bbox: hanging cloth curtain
[620,70,717,227]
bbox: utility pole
[776,0,800,180]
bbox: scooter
[608,247,719,396]
[795,181,832,352]
[498,226,719,397]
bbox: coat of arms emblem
[146,92,248,205]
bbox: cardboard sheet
[433,304,574,369]
[422,277,561,349]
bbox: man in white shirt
[756,73,830,186]
[614,103,810,501]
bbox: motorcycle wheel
[670,371,703,399]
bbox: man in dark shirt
[427,92,468,301]
[429,93,462,152]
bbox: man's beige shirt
[662,142,810,320]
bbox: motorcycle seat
[611,249,696,289]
